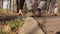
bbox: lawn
[0,8,24,34]
[0,18,24,34]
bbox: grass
[0,16,24,34]
[9,19,23,31]
[0,31,8,34]
[0,8,14,14]
[0,18,24,34]
[0,7,25,34]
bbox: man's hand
[17,9,23,16]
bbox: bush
[9,19,23,31]
[0,31,8,34]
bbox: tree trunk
[58,0,60,16]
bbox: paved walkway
[35,16,60,34]
[19,16,60,34]
[19,17,44,34]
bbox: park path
[19,16,60,34]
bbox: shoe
[37,8,42,17]
[26,10,33,17]
[33,10,40,17]
[54,14,57,16]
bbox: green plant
[0,8,6,12]
[0,8,14,13]
[0,31,8,34]
[9,19,23,31]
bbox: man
[17,0,47,17]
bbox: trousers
[25,0,46,10]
